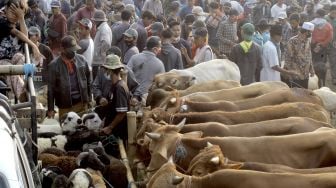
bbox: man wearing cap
[47,35,91,119]
[28,26,53,89]
[127,36,165,97]
[92,10,113,80]
[157,28,183,71]
[192,6,208,22]
[122,28,139,64]
[77,18,94,77]
[98,55,130,140]
[217,9,239,58]
[74,0,97,38]
[229,23,262,85]
[283,22,315,89]
[48,0,67,56]
[261,24,299,81]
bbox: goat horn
[170,97,177,104]
[207,142,213,147]
[76,152,89,166]
[210,156,220,165]
[176,118,186,131]
[145,132,161,140]
[172,176,184,185]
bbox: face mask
[104,72,111,79]
[63,50,75,60]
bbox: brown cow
[147,80,241,108]
[165,88,324,113]
[145,124,336,174]
[188,144,336,176]
[137,117,332,148]
[151,72,196,91]
[146,102,330,125]
[147,159,336,188]
[159,81,289,107]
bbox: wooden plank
[118,139,137,188]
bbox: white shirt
[81,38,94,71]
[194,45,213,64]
[260,41,281,81]
[271,3,287,18]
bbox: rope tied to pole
[23,64,36,80]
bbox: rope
[289,79,305,88]
[23,64,36,80]
[100,134,119,147]
[101,176,114,188]
[26,130,39,149]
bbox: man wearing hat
[98,55,130,140]
[74,0,97,38]
[261,24,299,81]
[122,28,139,64]
[229,23,262,85]
[77,18,94,77]
[47,35,91,119]
[28,26,53,89]
[48,0,67,56]
[283,22,315,89]
[92,10,113,80]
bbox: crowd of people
[0,0,336,140]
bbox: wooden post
[118,139,137,188]
[127,111,137,144]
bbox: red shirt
[312,22,333,47]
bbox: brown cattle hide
[147,80,241,108]
[147,161,336,188]
[147,102,330,125]
[166,88,324,113]
[146,125,336,173]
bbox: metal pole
[11,102,32,110]
[0,65,25,75]
[24,44,38,164]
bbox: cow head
[290,88,323,107]
[153,72,196,91]
[143,107,172,124]
[187,144,242,176]
[136,118,167,148]
[145,119,203,176]
[146,89,171,108]
[147,157,188,188]
[313,87,336,111]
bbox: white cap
[277,12,287,20]
[302,22,315,31]
[192,6,207,16]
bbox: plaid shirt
[284,35,314,80]
[216,19,237,55]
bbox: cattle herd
[35,60,336,187]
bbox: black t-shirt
[104,80,130,140]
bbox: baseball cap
[123,28,138,39]
[78,18,93,29]
[192,6,207,16]
[277,12,287,20]
[242,23,255,35]
[50,0,61,7]
[302,22,315,31]
[61,35,81,51]
[28,26,41,36]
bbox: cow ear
[183,131,203,138]
[226,163,243,170]
[158,147,168,160]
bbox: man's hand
[10,3,25,21]
[100,126,113,135]
[130,97,139,106]
[99,97,108,106]
[47,110,55,119]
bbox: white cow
[314,87,336,111]
[170,59,241,83]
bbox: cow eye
[68,117,72,121]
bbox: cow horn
[145,132,161,140]
[168,156,174,163]
[157,82,163,88]
[207,142,214,147]
[176,118,186,131]
[172,176,184,185]
[210,156,220,165]
[170,97,177,104]
[152,113,158,119]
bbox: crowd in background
[0,0,336,139]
